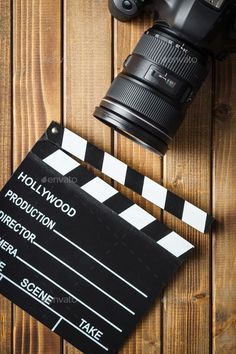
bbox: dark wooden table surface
[0,1,236,353]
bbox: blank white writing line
[33,241,135,315]
[53,229,147,298]
[16,255,122,332]
[1,273,109,351]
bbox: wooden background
[0,1,236,353]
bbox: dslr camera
[94,0,236,155]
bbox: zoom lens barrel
[94,27,209,155]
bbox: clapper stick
[33,140,194,259]
[46,122,214,233]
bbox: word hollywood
[17,171,76,217]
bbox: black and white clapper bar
[0,122,213,354]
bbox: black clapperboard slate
[0,122,196,354]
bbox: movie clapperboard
[0,122,214,353]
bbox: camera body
[110,0,236,59]
[94,0,236,155]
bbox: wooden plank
[63,1,112,353]
[114,17,162,354]
[63,0,112,151]
[162,71,212,352]
[13,0,62,353]
[0,1,13,353]
[212,55,236,353]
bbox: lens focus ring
[133,31,207,84]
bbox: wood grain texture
[213,56,236,354]
[114,16,162,354]
[63,1,112,353]
[162,71,212,353]
[0,1,236,353]
[13,0,62,353]
[63,0,112,151]
[0,1,12,353]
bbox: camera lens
[94,27,209,155]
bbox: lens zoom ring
[106,76,183,136]
[133,33,205,83]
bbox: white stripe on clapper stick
[157,232,193,257]
[43,149,80,176]
[62,127,88,161]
